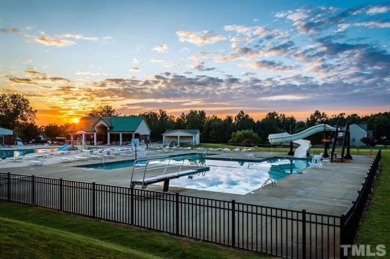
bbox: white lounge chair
[74,156,89,161]
[61,157,74,163]
[310,153,323,168]
[29,160,43,166]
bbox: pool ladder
[261,178,277,188]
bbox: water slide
[268,124,336,158]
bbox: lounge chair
[9,157,23,163]
[61,157,74,163]
[74,156,89,161]
[29,160,43,166]
[310,153,323,168]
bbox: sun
[72,118,80,124]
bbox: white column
[177,136,180,147]
[82,133,86,146]
[107,132,110,145]
[120,133,123,145]
[94,133,97,146]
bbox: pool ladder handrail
[261,177,276,187]
[130,158,186,188]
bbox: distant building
[68,116,151,146]
[0,127,13,146]
[349,124,371,147]
[162,129,200,147]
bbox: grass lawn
[0,202,265,258]
[356,149,390,247]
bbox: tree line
[1,93,389,146]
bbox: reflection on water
[168,158,309,195]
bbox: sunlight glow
[72,118,80,124]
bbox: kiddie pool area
[78,153,309,195]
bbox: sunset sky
[1,0,389,126]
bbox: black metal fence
[340,149,382,258]
[0,150,382,258]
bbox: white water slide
[268,124,336,158]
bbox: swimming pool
[81,153,309,195]
[0,147,59,158]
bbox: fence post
[31,175,35,205]
[232,200,236,248]
[175,193,179,235]
[130,186,134,225]
[60,178,63,211]
[340,215,347,259]
[7,172,11,201]
[302,209,306,259]
[92,182,96,218]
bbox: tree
[43,124,68,140]
[233,110,255,131]
[141,109,175,141]
[228,129,261,146]
[0,93,37,140]
[366,112,390,144]
[18,122,40,142]
[185,110,206,130]
[88,105,119,117]
[306,110,329,127]
[203,116,223,143]
[0,93,36,131]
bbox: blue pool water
[0,147,60,158]
[81,153,309,195]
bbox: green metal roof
[69,116,145,133]
[103,116,144,132]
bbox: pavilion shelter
[162,129,200,147]
[68,116,151,146]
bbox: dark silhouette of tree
[0,93,36,131]
[306,110,329,127]
[234,110,255,131]
[88,105,119,117]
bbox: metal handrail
[130,158,189,188]
[261,178,276,187]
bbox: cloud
[190,62,216,71]
[224,24,289,40]
[246,60,294,71]
[34,35,76,47]
[152,44,169,53]
[366,6,390,15]
[275,6,359,34]
[59,33,98,41]
[353,21,390,29]
[4,65,390,121]
[132,58,142,64]
[1,27,98,47]
[176,30,227,46]
[75,71,102,76]
[130,67,140,72]
[1,27,21,34]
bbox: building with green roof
[68,116,151,146]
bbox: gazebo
[68,116,151,146]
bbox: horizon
[1,0,389,126]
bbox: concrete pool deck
[0,148,375,216]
